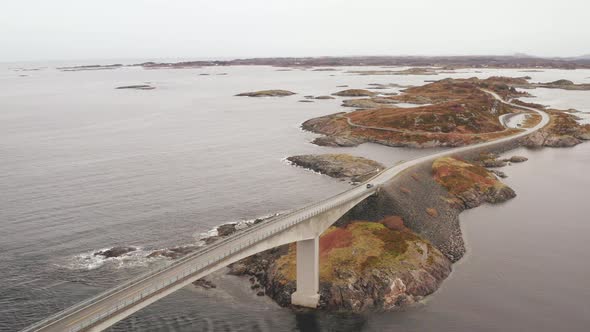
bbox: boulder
[217,223,237,237]
[94,246,136,258]
[506,156,528,163]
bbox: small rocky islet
[229,218,452,311]
[331,89,376,97]
[287,154,385,183]
[235,90,296,97]
[115,84,155,90]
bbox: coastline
[211,92,553,311]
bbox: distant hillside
[132,55,590,70]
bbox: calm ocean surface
[1,63,589,331]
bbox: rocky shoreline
[225,152,521,311]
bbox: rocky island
[230,218,451,311]
[304,77,530,148]
[287,154,385,182]
[302,76,590,148]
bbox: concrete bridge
[21,91,550,332]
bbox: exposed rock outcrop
[521,110,590,148]
[311,135,363,147]
[506,156,528,163]
[193,278,217,289]
[94,246,136,258]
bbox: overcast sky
[1,0,588,62]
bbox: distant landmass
[56,55,590,71]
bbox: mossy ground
[274,220,440,285]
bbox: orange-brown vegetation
[274,220,445,283]
[432,157,516,208]
[522,113,542,128]
[433,157,499,196]
[319,227,353,257]
[303,77,527,147]
[380,216,406,231]
[426,208,439,217]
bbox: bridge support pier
[291,237,320,308]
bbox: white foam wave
[65,246,153,271]
[195,212,287,242]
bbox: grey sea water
[1,63,589,331]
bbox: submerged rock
[505,156,528,163]
[193,278,217,289]
[147,245,200,259]
[479,159,507,168]
[490,170,508,179]
[475,152,507,168]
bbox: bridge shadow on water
[295,311,367,332]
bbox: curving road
[21,90,549,332]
